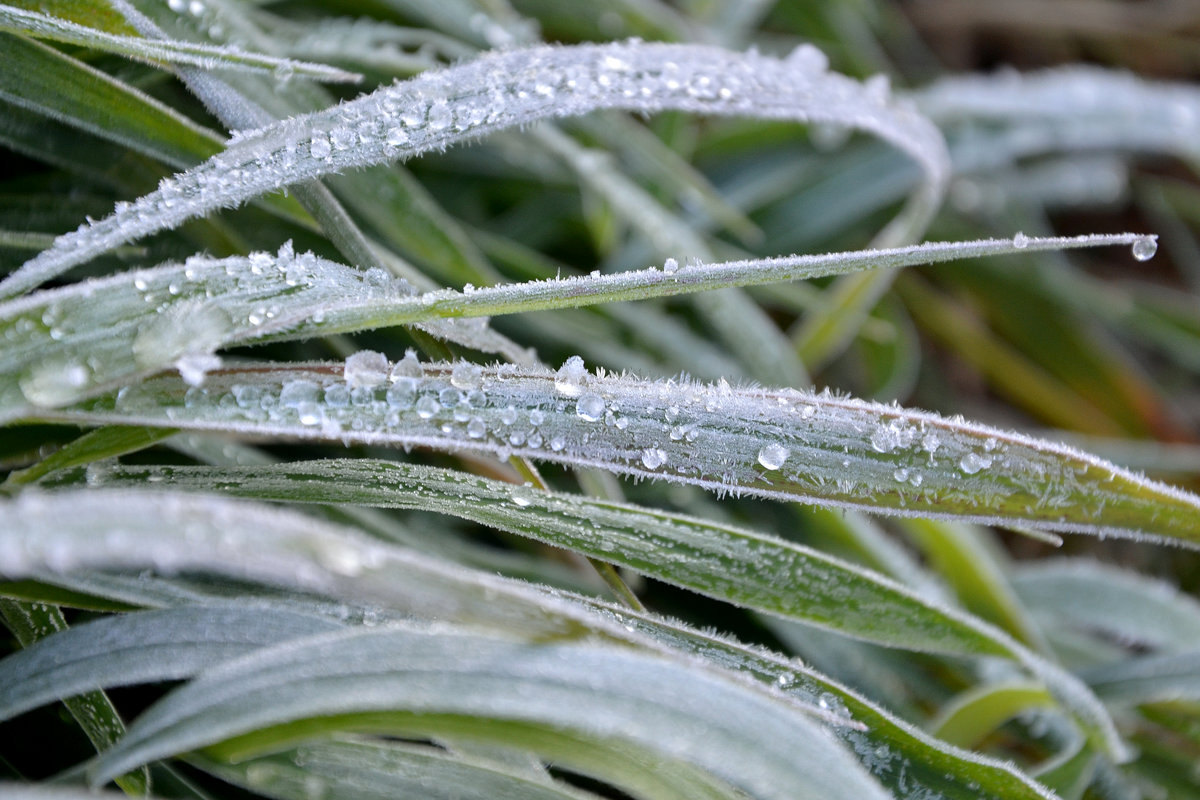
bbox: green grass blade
[0,233,1145,419]
[0,605,343,723]
[0,5,361,82]
[84,458,1020,657]
[0,34,223,170]
[189,738,605,800]
[86,624,894,800]
[931,681,1057,748]
[1,38,948,297]
[3,425,176,486]
[43,357,1200,546]
[0,599,150,795]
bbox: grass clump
[2,1,1200,799]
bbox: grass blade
[86,624,893,800]
[0,6,361,83]
[0,605,343,723]
[42,357,1200,546]
[1,39,949,297]
[0,233,1146,419]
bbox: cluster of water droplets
[3,38,949,299]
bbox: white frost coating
[0,234,1150,422]
[47,359,1200,546]
[917,67,1200,167]
[2,39,949,298]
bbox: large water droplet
[757,443,789,470]
[1013,231,1029,249]
[641,448,667,469]
[280,380,320,408]
[958,452,993,475]
[415,396,440,419]
[576,392,605,421]
[1132,235,1158,261]
[19,360,90,407]
[555,356,587,397]
[344,351,389,388]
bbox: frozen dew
[18,360,91,407]
[279,380,321,408]
[555,355,588,397]
[309,134,332,160]
[662,257,679,274]
[1132,235,1158,261]
[757,443,790,470]
[529,409,546,426]
[450,362,483,390]
[641,448,667,470]
[576,392,606,421]
[466,417,487,439]
[958,452,994,475]
[415,395,440,419]
[390,350,423,380]
[427,101,453,131]
[324,384,351,408]
[786,43,829,74]
[1013,231,1029,249]
[174,353,221,387]
[344,351,390,388]
[385,379,417,409]
[296,402,323,426]
[385,126,409,147]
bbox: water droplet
[757,443,789,470]
[325,384,350,407]
[386,379,417,409]
[390,350,423,380]
[786,44,828,73]
[416,396,440,419]
[466,417,486,438]
[555,355,587,397]
[309,134,331,160]
[297,402,323,426]
[529,409,546,426]
[1132,235,1158,261]
[641,448,667,469]
[576,392,605,421]
[19,360,90,407]
[344,351,389,387]
[1013,231,1029,249]
[959,452,993,475]
[427,101,452,131]
[385,127,409,147]
[330,127,355,151]
[450,362,482,389]
[280,380,320,408]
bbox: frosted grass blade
[191,738,604,800]
[84,458,1020,657]
[0,605,343,723]
[1,39,949,297]
[0,6,361,83]
[44,357,1200,546]
[0,233,1145,418]
[86,624,893,800]
[0,488,1126,767]
[1013,559,1200,652]
[587,599,1059,800]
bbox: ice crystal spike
[2,40,949,298]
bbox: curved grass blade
[931,681,1058,748]
[84,458,1019,657]
[190,737,604,800]
[87,624,893,800]
[0,487,1125,768]
[0,34,224,170]
[0,6,361,83]
[1,39,949,297]
[3,425,176,486]
[0,233,1146,418]
[1012,559,1200,653]
[588,599,1059,800]
[0,605,344,724]
[0,599,149,795]
[43,357,1200,546]
[1083,651,1200,705]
